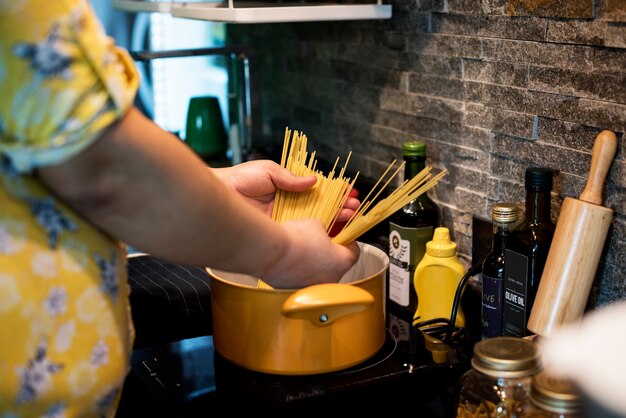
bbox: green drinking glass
[185,96,228,161]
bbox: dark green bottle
[388,141,439,357]
[503,167,555,337]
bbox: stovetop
[116,329,470,418]
[117,248,474,417]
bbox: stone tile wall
[228,0,625,308]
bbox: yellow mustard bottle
[413,226,466,329]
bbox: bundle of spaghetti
[332,162,448,245]
[271,128,358,233]
[263,127,447,290]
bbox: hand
[264,218,361,288]
[211,160,360,221]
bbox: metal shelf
[113,1,391,23]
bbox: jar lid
[530,370,582,414]
[471,337,541,378]
[491,202,519,224]
[403,141,426,157]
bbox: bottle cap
[471,336,542,378]
[492,202,519,224]
[403,141,426,157]
[525,167,554,191]
[425,227,456,257]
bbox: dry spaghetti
[271,128,358,233]
[332,162,447,245]
[272,127,447,244]
[262,127,447,289]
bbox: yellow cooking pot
[206,242,389,375]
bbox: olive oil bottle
[388,141,439,356]
[503,167,555,337]
[481,202,519,339]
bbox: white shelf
[113,0,174,13]
[114,1,392,23]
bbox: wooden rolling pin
[528,130,618,337]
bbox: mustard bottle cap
[426,227,457,257]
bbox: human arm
[37,107,359,288]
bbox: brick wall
[228,0,625,308]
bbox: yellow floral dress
[0,1,139,417]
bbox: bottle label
[481,272,504,339]
[388,223,431,307]
[502,250,529,337]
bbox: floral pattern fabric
[0,1,139,417]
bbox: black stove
[116,331,469,417]
[116,253,472,418]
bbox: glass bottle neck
[404,155,426,181]
[492,222,513,253]
[525,189,551,223]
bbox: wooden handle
[579,130,618,205]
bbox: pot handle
[281,283,374,326]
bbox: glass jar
[520,370,582,417]
[456,336,541,417]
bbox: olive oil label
[502,250,529,337]
[388,223,431,307]
[481,272,504,339]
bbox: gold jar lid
[531,370,582,414]
[471,337,541,378]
